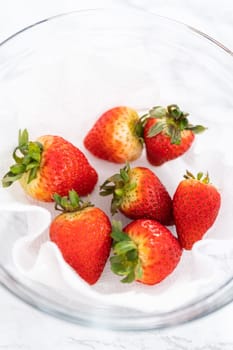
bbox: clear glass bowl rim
[0,8,233,331]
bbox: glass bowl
[0,8,233,331]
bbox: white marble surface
[0,1,233,349]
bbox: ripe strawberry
[100,163,173,225]
[173,171,221,250]
[143,104,206,165]
[2,129,98,201]
[110,220,182,285]
[49,190,112,284]
[84,106,143,163]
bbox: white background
[0,1,233,349]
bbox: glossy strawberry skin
[120,167,173,225]
[20,135,98,201]
[123,219,182,285]
[144,118,195,166]
[49,207,112,284]
[173,179,221,249]
[84,106,143,163]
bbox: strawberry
[100,163,173,225]
[143,104,206,165]
[49,190,112,284]
[173,171,221,250]
[110,220,182,284]
[84,106,143,163]
[2,129,98,201]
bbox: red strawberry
[110,220,182,285]
[143,104,205,165]
[2,129,98,201]
[49,190,112,284]
[84,106,143,163]
[173,171,221,250]
[100,163,173,225]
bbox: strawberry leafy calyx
[110,221,143,283]
[134,113,149,141]
[53,190,94,213]
[99,163,136,215]
[184,170,210,184]
[2,129,43,187]
[147,104,206,144]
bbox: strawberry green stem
[110,221,142,283]
[184,170,210,184]
[147,104,206,144]
[99,163,136,215]
[134,114,149,140]
[53,190,94,213]
[134,104,206,145]
[2,129,43,187]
